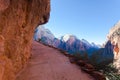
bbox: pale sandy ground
[16,41,94,80]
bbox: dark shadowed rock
[90,41,114,67]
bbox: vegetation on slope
[73,53,120,80]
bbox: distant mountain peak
[34,26,55,41]
[62,34,77,42]
[34,26,100,55]
[81,39,91,46]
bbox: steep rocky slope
[16,41,94,80]
[107,21,120,72]
[0,0,50,80]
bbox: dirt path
[16,41,94,80]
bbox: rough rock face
[102,41,114,62]
[0,0,50,80]
[107,21,120,72]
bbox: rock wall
[0,0,50,80]
[107,21,120,72]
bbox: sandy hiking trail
[16,41,94,80]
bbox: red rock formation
[0,0,50,80]
[0,0,10,11]
[107,21,120,73]
[114,44,119,55]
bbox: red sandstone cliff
[107,21,120,73]
[0,0,50,80]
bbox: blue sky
[44,0,120,44]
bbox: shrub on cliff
[73,52,89,61]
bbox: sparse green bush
[72,52,120,80]
[99,63,120,80]
[73,52,88,61]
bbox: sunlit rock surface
[0,0,50,80]
[107,21,120,72]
